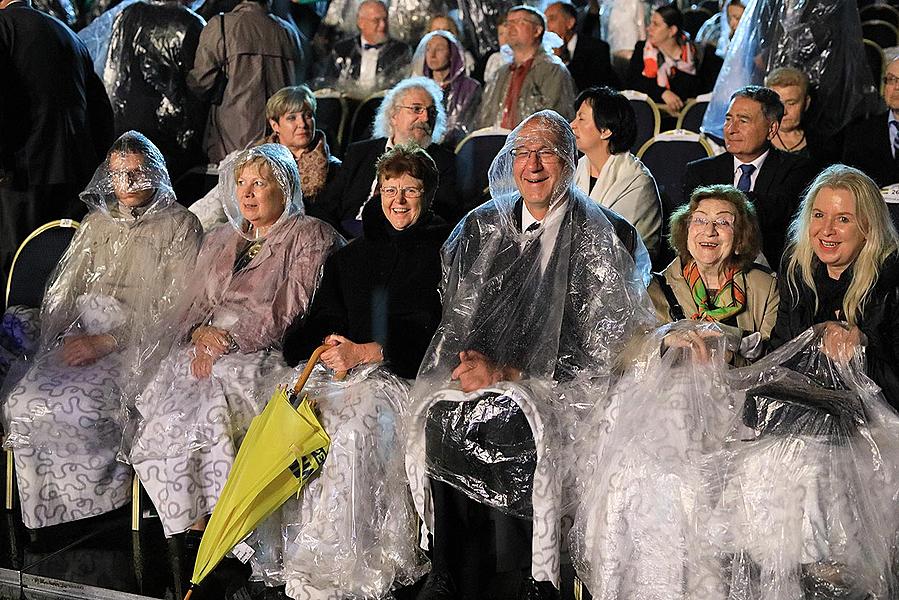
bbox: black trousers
[426,397,537,600]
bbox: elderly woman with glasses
[648,184,779,365]
[249,143,451,599]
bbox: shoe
[518,577,560,600]
[416,570,457,600]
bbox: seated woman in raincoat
[255,143,450,599]
[129,144,343,539]
[1,131,202,529]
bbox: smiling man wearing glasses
[843,56,899,189]
[309,77,461,238]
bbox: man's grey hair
[373,76,447,143]
[357,0,387,13]
[730,85,785,123]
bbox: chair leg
[5,448,13,511]
[131,473,140,532]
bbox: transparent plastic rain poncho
[0,131,202,529]
[78,0,142,78]
[455,0,536,58]
[128,144,343,537]
[247,364,427,599]
[701,0,882,140]
[102,0,207,179]
[570,322,899,600]
[405,110,657,585]
[32,0,79,28]
[411,31,481,147]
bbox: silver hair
[372,76,447,144]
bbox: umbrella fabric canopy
[184,346,335,598]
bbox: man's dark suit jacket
[0,0,113,188]
[682,148,816,268]
[842,111,899,188]
[308,137,461,238]
[566,34,619,92]
[318,35,410,88]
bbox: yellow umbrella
[183,345,342,599]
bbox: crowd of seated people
[3,0,899,599]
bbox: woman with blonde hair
[771,163,899,409]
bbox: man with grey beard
[309,76,461,238]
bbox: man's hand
[191,325,231,356]
[821,322,864,363]
[320,334,382,372]
[62,334,117,366]
[451,350,519,393]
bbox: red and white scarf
[641,39,697,89]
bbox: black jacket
[282,201,450,378]
[683,148,817,267]
[309,137,461,238]
[0,0,113,188]
[317,35,410,89]
[770,254,899,411]
[842,111,899,188]
[565,35,619,92]
[626,40,719,103]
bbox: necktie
[891,121,899,159]
[737,164,756,193]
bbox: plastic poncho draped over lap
[570,321,899,600]
[129,144,343,537]
[405,110,657,586]
[1,131,202,529]
[701,0,881,140]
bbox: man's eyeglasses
[381,186,424,198]
[398,104,437,116]
[884,75,899,87]
[510,148,561,164]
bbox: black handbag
[201,13,228,106]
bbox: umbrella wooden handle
[292,344,347,394]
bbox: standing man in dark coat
[683,85,815,268]
[0,0,114,284]
[843,56,899,189]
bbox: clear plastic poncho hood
[219,143,305,241]
[701,0,881,140]
[78,130,178,222]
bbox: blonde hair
[764,66,810,95]
[785,164,899,325]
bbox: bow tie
[363,42,385,51]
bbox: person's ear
[766,118,779,140]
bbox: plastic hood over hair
[412,30,466,83]
[701,0,881,140]
[220,143,305,241]
[0,130,202,527]
[79,130,178,222]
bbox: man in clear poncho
[701,0,881,143]
[405,110,656,598]
[1,131,202,529]
[129,144,343,539]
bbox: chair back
[865,39,886,92]
[637,131,714,267]
[621,90,661,154]
[6,220,79,309]
[863,19,899,49]
[861,4,899,28]
[676,93,712,133]
[682,8,712,39]
[347,90,387,146]
[313,91,349,158]
[454,127,511,213]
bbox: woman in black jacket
[274,143,450,599]
[771,164,899,410]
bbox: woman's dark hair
[668,184,761,272]
[655,3,686,43]
[376,143,440,207]
[574,86,637,154]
